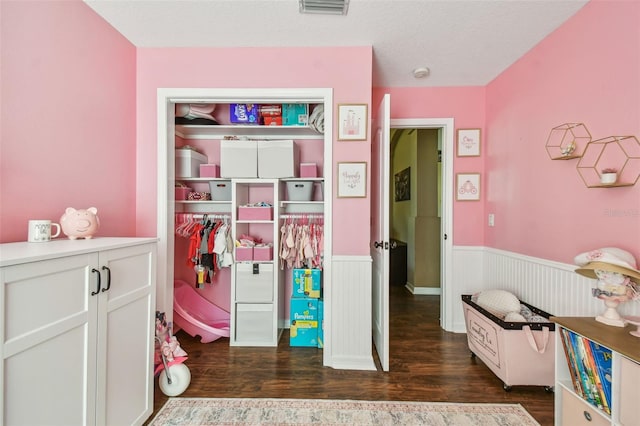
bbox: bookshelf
[552,317,640,426]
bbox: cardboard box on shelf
[176,148,207,178]
[257,140,298,178]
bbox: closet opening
[156,88,334,367]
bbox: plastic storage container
[208,180,232,201]
[286,181,314,201]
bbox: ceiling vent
[299,0,349,15]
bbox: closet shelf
[176,124,323,140]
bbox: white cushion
[475,289,521,318]
[505,311,527,322]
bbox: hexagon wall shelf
[546,123,592,160]
[577,135,640,187]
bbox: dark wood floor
[147,285,554,425]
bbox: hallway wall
[391,129,441,289]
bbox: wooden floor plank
[148,285,553,425]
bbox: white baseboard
[406,283,441,295]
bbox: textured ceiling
[84,0,589,87]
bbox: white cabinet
[0,238,156,426]
[553,317,640,426]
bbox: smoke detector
[299,0,349,15]
[413,67,431,79]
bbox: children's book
[569,330,598,407]
[560,328,584,398]
[589,340,613,411]
[582,336,610,414]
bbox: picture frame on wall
[456,173,481,201]
[394,167,410,201]
[337,162,367,198]
[337,104,368,141]
[457,128,481,157]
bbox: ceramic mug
[27,220,61,242]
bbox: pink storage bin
[172,280,230,343]
[238,207,273,220]
[254,246,273,261]
[461,294,555,390]
[300,163,318,178]
[199,164,220,178]
[235,247,253,261]
[175,187,191,200]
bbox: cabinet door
[1,253,99,426]
[97,243,156,426]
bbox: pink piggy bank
[60,207,100,240]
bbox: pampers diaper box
[317,299,324,348]
[290,297,318,347]
[292,268,322,299]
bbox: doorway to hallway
[389,119,454,332]
[389,128,442,296]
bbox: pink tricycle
[155,311,191,396]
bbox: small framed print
[457,128,481,157]
[394,167,410,202]
[338,104,368,141]
[456,173,481,201]
[337,162,367,198]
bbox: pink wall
[372,86,487,246]
[135,47,374,255]
[0,0,137,243]
[485,0,640,263]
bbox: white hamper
[461,294,555,391]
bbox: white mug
[28,220,61,242]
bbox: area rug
[147,398,540,425]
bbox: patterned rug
[147,398,540,425]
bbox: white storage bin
[220,140,258,178]
[208,180,232,201]
[258,140,299,178]
[235,303,274,342]
[286,181,314,201]
[176,148,207,178]
[235,263,273,302]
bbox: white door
[371,94,391,371]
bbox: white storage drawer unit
[235,303,275,343]
[235,263,274,302]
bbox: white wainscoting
[450,246,640,332]
[330,255,376,371]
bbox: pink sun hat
[574,247,640,281]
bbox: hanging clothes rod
[176,213,230,220]
[280,213,324,219]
